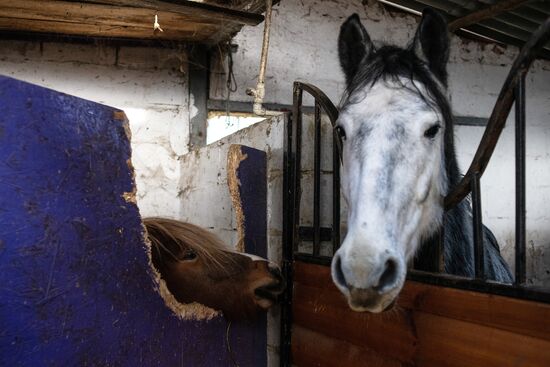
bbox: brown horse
[144,217,285,320]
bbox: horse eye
[424,124,441,139]
[335,125,347,141]
[180,249,197,261]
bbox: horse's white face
[332,10,450,312]
[333,79,446,312]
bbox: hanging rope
[246,0,273,116]
[225,44,238,127]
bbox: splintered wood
[227,144,248,253]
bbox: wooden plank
[0,0,262,42]
[414,312,550,367]
[295,262,550,342]
[293,283,417,363]
[82,0,264,25]
[292,325,403,367]
[0,1,241,27]
[399,281,550,342]
[0,17,213,42]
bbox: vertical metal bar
[292,85,303,253]
[332,120,341,255]
[313,101,321,256]
[280,115,292,367]
[438,222,445,273]
[279,82,304,367]
[471,172,485,280]
[515,74,527,285]
[280,112,293,367]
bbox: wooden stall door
[291,261,550,367]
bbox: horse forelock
[144,217,240,273]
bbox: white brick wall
[0,40,191,219]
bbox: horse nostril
[333,254,348,288]
[268,263,280,276]
[374,258,399,292]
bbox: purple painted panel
[0,76,266,366]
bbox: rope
[246,0,273,115]
[225,44,238,127]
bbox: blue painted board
[228,145,269,367]
[0,76,266,366]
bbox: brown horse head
[144,217,285,320]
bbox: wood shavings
[227,145,248,253]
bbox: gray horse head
[331,9,453,312]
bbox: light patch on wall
[207,112,265,144]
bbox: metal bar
[313,101,322,256]
[445,17,550,209]
[408,270,550,303]
[292,83,339,127]
[299,226,332,242]
[279,112,294,367]
[294,253,333,266]
[292,86,303,254]
[449,0,532,31]
[281,82,341,367]
[438,221,445,273]
[279,82,305,367]
[207,99,311,115]
[332,120,341,254]
[471,172,485,280]
[515,74,527,285]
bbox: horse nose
[332,251,401,293]
[268,262,283,280]
[254,264,286,308]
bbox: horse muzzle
[253,263,286,309]
[331,249,405,313]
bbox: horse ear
[412,8,450,85]
[339,13,373,85]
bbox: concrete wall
[0,40,190,219]
[215,0,550,286]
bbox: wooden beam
[78,0,264,26]
[449,0,532,32]
[0,0,263,43]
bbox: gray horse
[331,9,513,313]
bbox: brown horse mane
[144,217,238,273]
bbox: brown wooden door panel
[292,325,404,367]
[292,261,550,366]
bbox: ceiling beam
[449,0,533,31]
[0,0,264,44]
